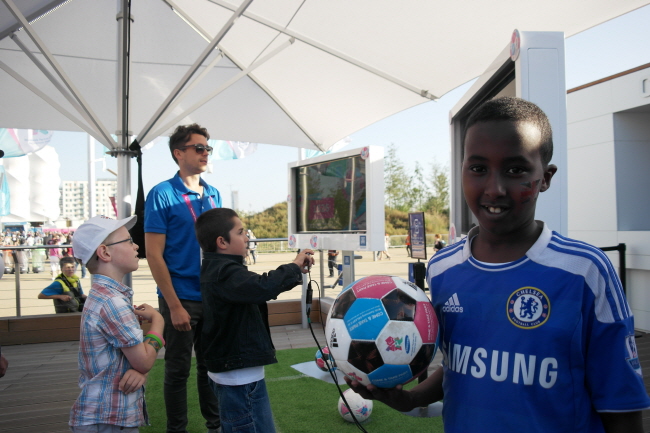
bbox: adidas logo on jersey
[443,293,463,313]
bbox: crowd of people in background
[1,229,89,278]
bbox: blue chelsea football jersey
[426,223,650,433]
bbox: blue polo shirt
[145,172,221,301]
[41,280,85,296]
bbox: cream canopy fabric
[1,0,649,152]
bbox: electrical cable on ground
[305,267,369,433]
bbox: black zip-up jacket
[200,252,303,373]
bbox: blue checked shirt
[69,275,147,427]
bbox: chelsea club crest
[507,287,550,329]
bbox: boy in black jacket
[195,208,314,433]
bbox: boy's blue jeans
[209,378,276,433]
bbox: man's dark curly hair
[464,97,553,166]
[168,123,209,165]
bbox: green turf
[141,347,443,433]
[140,360,206,433]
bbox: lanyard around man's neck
[182,192,217,222]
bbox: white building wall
[567,65,650,331]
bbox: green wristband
[144,334,163,351]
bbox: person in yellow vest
[38,256,86,313]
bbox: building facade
[567,63,650,331]
[59,179,117,221]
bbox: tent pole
[168,2,325,152]
[116,0,134,287]
[147,38,294,140]
[146,53,224,133]
[208,0,438,99]
[0,60,110,147]
[88,135,96,219]
[137,0,254,145]
[3,0,115,146]
[108,148,135,287]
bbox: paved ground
[0,323,334,433]
[0,246,425,317]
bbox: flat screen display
[295,155,366,232]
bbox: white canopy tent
[1,0,649,220]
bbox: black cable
[306,269,369,432]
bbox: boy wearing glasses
[69,215,165,432]
[145,123,222,433]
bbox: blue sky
[46,5,650,213]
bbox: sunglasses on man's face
[178,144,213,155]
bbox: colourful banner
[109,196,118,218]
[0,128,53,158]
[0,166,9,216]
[209,140,258,160]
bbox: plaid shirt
[69,275,147,427]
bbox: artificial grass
[140,360,206,433]
[141,347,443,433]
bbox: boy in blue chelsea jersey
[348,97,650,433]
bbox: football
[338,388,373,423]
[325,275,438,388]
[314,346,337,372]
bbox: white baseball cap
[73,215,137,265]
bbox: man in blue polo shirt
[145,123,221,433]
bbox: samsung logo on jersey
[445,343,558,389]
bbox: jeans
[76,258,87,278]
[328,258,336,276]
[209,378,275,433]
[159,298,220,433]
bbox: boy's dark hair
[169,123,210,165]
[195,208,239,253]
[464,97,553,165]
[60,256,76,267]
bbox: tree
[384,143,412,212]
[424,162,450,217]
[408,161,430,212]
[245,202,289,238]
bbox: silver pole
[319,250,325,300]
[342,250,355,287]
[116,0,133,287]
[116,151,132,288]
[12,250,21,317]
[88,135,96,218]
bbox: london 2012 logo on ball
[310,235,318,249]
[288,235,296,248]
[507,287,550,329]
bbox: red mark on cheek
[520,179,542,203]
